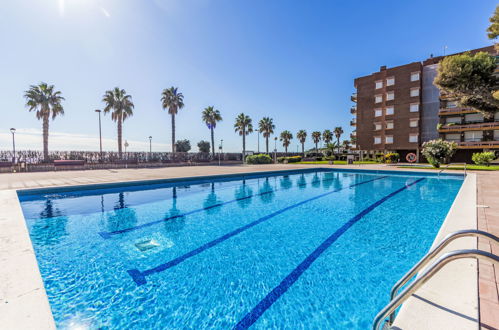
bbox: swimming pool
[18,169,463,329]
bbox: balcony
[351,130,356,137]
[438,121,499,133]
[350,119,356,126]
[457,140,499,149]
[351,93,357,102]
[439,107,479,116]
[350,106,357,114]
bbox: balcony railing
[351,131,356,136]
[457,140,499,149]
[351,93,357,102]
[350,106,357,114]
[438,107,479,116]
[350,119,356,126]
[438,121,499,132]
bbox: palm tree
[258,117,275,154]
[102,87,134,158]
[333,126,344,155]
[201,106,222,156]
[297,130,307,156]
[279,130,293,154]
[311,131,321,154]
[322,129,333,145]
[234,113,253,162]
[24,83,65,161]
[161,87,184,153]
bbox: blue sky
[0,0,497,152]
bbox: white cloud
[0,128,171,152]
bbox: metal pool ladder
[372,229,499,330]
[438,162,467,177]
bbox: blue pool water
[19,169,463,329]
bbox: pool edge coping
[1,167,469,329]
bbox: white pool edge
[0,189,56,329]
[393,173,478,329]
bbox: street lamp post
[274,137,277,163]
[257,132,260,154]
[124,140,129,168]
[95,110,102,161]
[10,128,16,164]
[148,136,152,161]
[218,139,223,166]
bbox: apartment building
[351,45,498,162]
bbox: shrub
[384,153,400,164]
[315,157,323,161]
[472,151,496,166]
[286,156,302,163]
[246,153,272,164]
[197,140,210,153]
[277,157,286,163]
[175,139,191,152]
[421,139,458,168]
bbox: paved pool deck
[0,164,497,329]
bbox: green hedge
[246,153,273,164]
[277,156,302,163]
[472,151,496,166]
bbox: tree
[311,131,321,154]
[342,140,351,151]
[197,140,211,153]
[333,127,344,155]
[279,130,293,154]
[201,106,222,156]
[258,117,275,153]
[24,83,65,161]
[322,129,332,145]
[421,139,458,168]
[161,87,184,153]
[434,52,499,118]
[234,113,253,161]
[487,5,499,41]
[102,87,134,158]
[296,130,307,156]
[175,139,191,152]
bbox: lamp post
[218,139,223,166]
[274,137,277,163]
[95,109,102,161]
[124,140,129,168]
[257,132,260,153]
[10,128,16,164]
[148,136,152,161]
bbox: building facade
[351,45,498,162]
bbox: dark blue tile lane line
[99,173,357,239]
[233,178,425,330]
[127,176,388,286]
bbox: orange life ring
[406,153,417,163]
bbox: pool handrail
[438,162,467,177]
[373,249,499,330]
[388,229,499,323]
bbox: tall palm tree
[24,83,65,161]
[333,126,344,155]
[279,130,293,154]
[102,87,134,158]
[234,113,253,162]
[297,130,307,156]
[312,131,321,154]
[161,87,184,153]
[322,129,333,145]
[258,117,275,154]
[201,106,222,156]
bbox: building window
[464,131,483,142]
[410,88,420,97]
[445,116,461,124]
[446,101,459,108]
[445,133,460,142]
[375,81,383,89]
[410,103,419,112]
[374,136,382,144]
[494,130,499,141]
[374,123,382,131]
[374,108,383,117]
[386,91,394,101]
[375,94,383,103]
[409,134,418,143]
[385,136,393,144]
[386,121,394,130]
[465,113,484,123]
[386,106,394,115]
[410,72,420,81]
[409,119,419,127]
[495,112,499,121]
[386,77,395,86]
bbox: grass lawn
[397,165,499,171]
[294,160,379,165]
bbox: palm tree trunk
[315,142,318,154]
[42,115,49,161]
[171,114,176,153]
[266,136,269,154]
[301,142,304,156]
[117,118,123,158]
[337,137,340,154]
[285,145,288,155]
[211,127,215,157]
[242,129,246,162]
